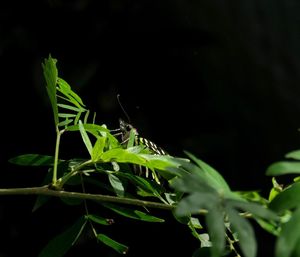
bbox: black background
[1,1,300,256]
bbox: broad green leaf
[9,154,56,166]
[206,206,225,257]
[185,151,231,193]
[86,214,114,225]
[175,192,218,216]
[275,207,300,257]
[97,234,128,254]
[140,154,181,170]
[171,169,216,194]
[38,217,87,257]
[100,148,146,165]
[108,173,125,197]
[226,207,256,257]
[78,120,93,157]
[172,164,246,207]
[266,161,300,176]
[42,55,58,126]
[269,182,300,212]
[285,150,300,160]
[92,137,106,162]
[226,199,279,221]
[125,145,145,154]
[102,203,164,222]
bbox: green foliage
[9,154,57,166]
[266,149,300,257]
[7,55,300,257]
[97,234,128,254]
[38,217,87,257]
[170,155,278,257]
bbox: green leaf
[66,123,116,147]
[86,214,114,225]
[171,160,242,201]
[226,207,256,257]
[268,177,283,202]
[66,123,110,133]
[269,182,300,212]
[102,203,164,222]
[9,154,56,166]
[58,119,74,127]
[101,148,146,165]
[275,207,300,257]
[266,161,300,176]
[58,113,77,118]
[84,109,90,124]
[57,103,84,112]
[185,151,231,193]
[97,234,128,254]
[78,120,93,157]
[226,199,279,221]
[255,218,280,236]
[42,55,58,126]
[127,129,136,148]
[171,168,217,194]
[115,172,164,200]
[285,150,300,160]
[190,217,203,229]
[175,192,217,216]
[108,173,125,197]
[91,137,106,162]
[206,206,225,257]
[57,78,85,108]
[38,217,86,257]
[140,154,181,170]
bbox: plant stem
[52,128,63,186]
[59,159,93,187]
[0,186,174,211]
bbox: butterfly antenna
[117,94,131,122]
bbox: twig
[0,186,174,210]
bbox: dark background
[1,0,300,256]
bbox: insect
[113,95,167,183]
[118,118,167,155]
[116,118,167,184]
